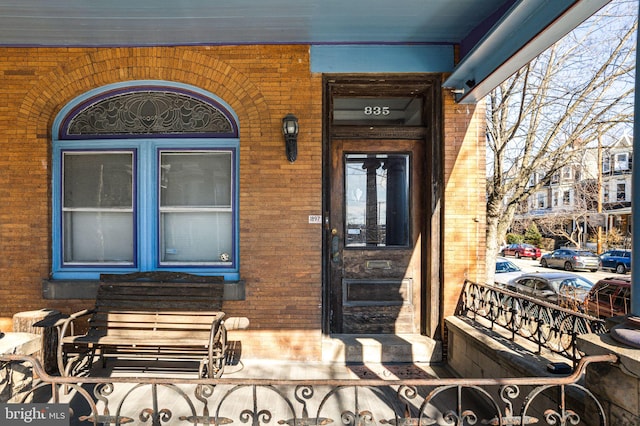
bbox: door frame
[321,74,444,338]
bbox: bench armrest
[208,312,226,345]
[57,309,96,339]
[55,308,95,377]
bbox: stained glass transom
[60,89,236,139]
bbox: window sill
[42,279,245,301]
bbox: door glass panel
[345,154,409,247]
[333,97,423,126]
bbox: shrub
[606,228,625,248]
[506,233,524,244]
[524,223,542,247]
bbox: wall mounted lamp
[282,113,299,163]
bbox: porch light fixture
[282,113,299,163]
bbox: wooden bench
[57,276,239,378]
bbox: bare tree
[485,0,636,284]
[533,180,599,248]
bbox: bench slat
[96,302,222,311]
[89,323,216,330]
[94,311,224,324]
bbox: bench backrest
[89,281,225,340]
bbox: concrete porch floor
[89,356,454,381]
[321,333,443,364]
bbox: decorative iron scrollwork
[0,354,617,426]
[460,280,607,363]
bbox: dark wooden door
[329,139,424,334]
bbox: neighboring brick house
[0,3,611,363]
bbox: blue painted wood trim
[310,45,454,73]
[444,0,611,104]
[51,81,241,281]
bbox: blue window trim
[52,81,240,281]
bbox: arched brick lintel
[16,48,269,144]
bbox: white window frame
[614,153,629,171]
[616,182,627,201]
[603,154,611,173]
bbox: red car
[584,276,630,319]
[501,243,541,260]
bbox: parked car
[540,248,599,272]
[583,276,631,319]
[501,243,541,260]
[506,272,594,309]
[599,249,632,274]
[494,257,525,286]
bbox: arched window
[52,81,240,280]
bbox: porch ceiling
[0,0,612,102]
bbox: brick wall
[0,45,322,359]
[442,94,487,319]
[0,45,486,360]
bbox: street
[505,255,629,285]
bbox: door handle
[331,228,340,263]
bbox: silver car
[506,272,594,308]
[494,257,525,286]
[540,248,599,272]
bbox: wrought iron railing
[459,280,607,363]
[0,353,618,426]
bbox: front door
[329,139,424,333]
[324,75,442,336]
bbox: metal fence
[0,353,618,426]
[458,279,608,363]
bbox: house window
[602,154,611,173]
[553,191,558,207]
[159,151,233,264]
[62,152,135,264]
[614,153,629,171]
[537,193,546,208]
[617,183,626,201]
[562,167,572,180]
[563,190,571,205]
[52,82,240,280]
[603,186,609,202]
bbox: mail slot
[366,260,392,269]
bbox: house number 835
[363,106,390,115]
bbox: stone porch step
[322,334,442,364]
